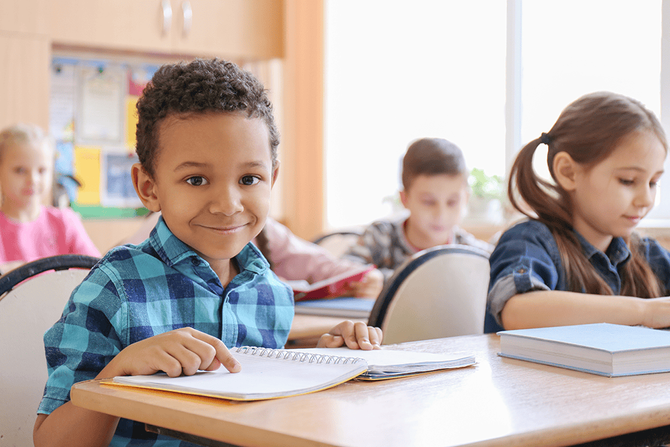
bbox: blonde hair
[0,123,52,162]
[509,91,667,297]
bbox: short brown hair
[401,138,467,190]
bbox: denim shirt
[485,220,670,333]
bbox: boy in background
[344,137,493,281]
[34,58,381,447]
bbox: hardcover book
[498,323,670,377]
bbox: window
[325,0,667,228]
[324,0,506,228]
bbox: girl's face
[569,130,666,252]
[0,140,54,221]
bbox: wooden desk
[71,334,670,447]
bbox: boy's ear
[131,163,161,212]
[271,161,280,188]
[399,190,408,208]
[553,152,579,191]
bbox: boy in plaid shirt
[34,59,382,447]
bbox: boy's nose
[209,187,244,216]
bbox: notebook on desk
[106,346,476,401]
[285,265,375,301]
[294,297,374,318]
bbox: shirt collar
[574,230,631,267]
[148,215,270,275]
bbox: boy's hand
[317,320,383,350]
[99,327,240,379]
[342,268,384,298]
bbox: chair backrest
[0,255,98,446]
[312,229,363,258]
[368,245,490,345]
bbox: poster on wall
[75,62,126,147]
[100,150,142,208]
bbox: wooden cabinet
[172,0,284,60]
[0,34,50,130]
[48,0,284,60]
[0,0,49,35]
[0,0,51,130]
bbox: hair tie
[540,132,551,145]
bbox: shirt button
[517,268,526,274]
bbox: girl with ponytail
[485,91,670,333]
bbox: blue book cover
[497,323,670,377]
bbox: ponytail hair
[508,91,667,297]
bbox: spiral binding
[233,346,363,365]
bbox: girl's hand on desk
[317,320,383,350]
[641,297,670,329]
[342,268,384,298]
[98,327,241,379]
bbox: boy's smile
[134,112,277,279]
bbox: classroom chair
[312,228,363,258]
[368,244,490,344]
[0,254,99,446]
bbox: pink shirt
[260,218,361,283]
[0,206,101,263]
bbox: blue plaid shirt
[38,217,294,446]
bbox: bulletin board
[50,56,158,218]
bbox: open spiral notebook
[106,346,475,401]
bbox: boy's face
[135,113,277,269]
[400,173,469,249]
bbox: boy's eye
[14,167,25,174]
[240,175,260,186]
[619,178,635,186]
[186,176,208,186]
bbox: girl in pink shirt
[0,124,100,273]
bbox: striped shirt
[343,214,494,282]
[38,217,294,446]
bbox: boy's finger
[191,330,241,373]
[346,322,372,349]
[316,334,344,348]
[369,327,383,349]
[215,344,241,373]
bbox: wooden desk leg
[145,424,240,447]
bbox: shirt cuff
[488,274,549,327]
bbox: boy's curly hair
[135,58,279,177]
